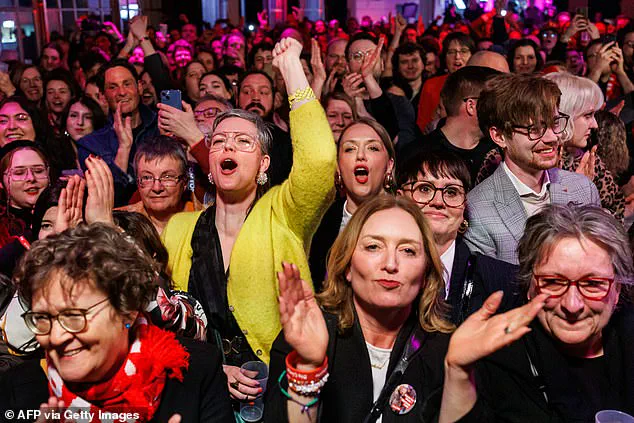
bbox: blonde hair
[543,72,604,145]
[317,195,454,334]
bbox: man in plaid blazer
[465,74,600,264]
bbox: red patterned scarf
[46,316,189,422]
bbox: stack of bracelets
[278,350,329,414]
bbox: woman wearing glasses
[0,141,49,248]
[544,72,625,220]
[0,224,233,421]
[162,37,336,404]
[397,149,521,323]
[441,204,634,421]
[116,136,202,235]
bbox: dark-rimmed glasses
[137,174,184,188]
[22,297,110,335]
[533,274,614,300]
[512,113,569,141]
[400,181,466,208]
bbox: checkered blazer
[464,165,600,265]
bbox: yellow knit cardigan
[161,100,336,363]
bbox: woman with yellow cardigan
[161,37,336,404]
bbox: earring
[458,219,469,234]
[383,173,395,191]
[125,323,131,329]
[207,172,214,185]
[256,172,268,185]
[335,172,343,189]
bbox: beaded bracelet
[288,86,316,108]
[278,370,319,414]
[286,350,328,385]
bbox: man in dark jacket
[77,59,159,206]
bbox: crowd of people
[0,1,632,421]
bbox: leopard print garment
[474,148,625,221]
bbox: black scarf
[188,205,229,332]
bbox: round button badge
[389,384,417,415]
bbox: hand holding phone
[160,90,182,111]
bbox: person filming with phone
[585,36,634,100]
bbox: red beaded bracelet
[285,350,328,385]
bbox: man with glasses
[464,73,600,264]
[585,38,634,100]
[117,136,201,234]
[343,32,412,146]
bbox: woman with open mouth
[162,37,336,409]
[310,117,395,291]
[545,72,625,221]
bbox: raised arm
[439,292,547,422]
[277,262,328,423]
[272,38,337,242]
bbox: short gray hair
[134,135,189,176]
[517,204,634,304]
[212,108,273,155]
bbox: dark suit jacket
[264,311,487,422]
[0,338,234,423]
[446,237,522,324]
[309,196,345,292]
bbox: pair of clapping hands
[54,155,114,235]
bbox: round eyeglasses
[205,131,259,152]
[400,181,466,208]
[22,297,109,335]
[533,274,614,301]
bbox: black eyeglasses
[400,181,466,208]
[22,297,110,335]
[463,96,479,102]
[512,113,569,141]
[534,274,614,301]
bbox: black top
[268,124,293,187]
[188,206,258,366]
[473,306,634,422]
[308,196,345,292]
[264,309,487,422]
[0,337,234,423]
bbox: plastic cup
[239,361,269,422]
[595,410,634,423]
